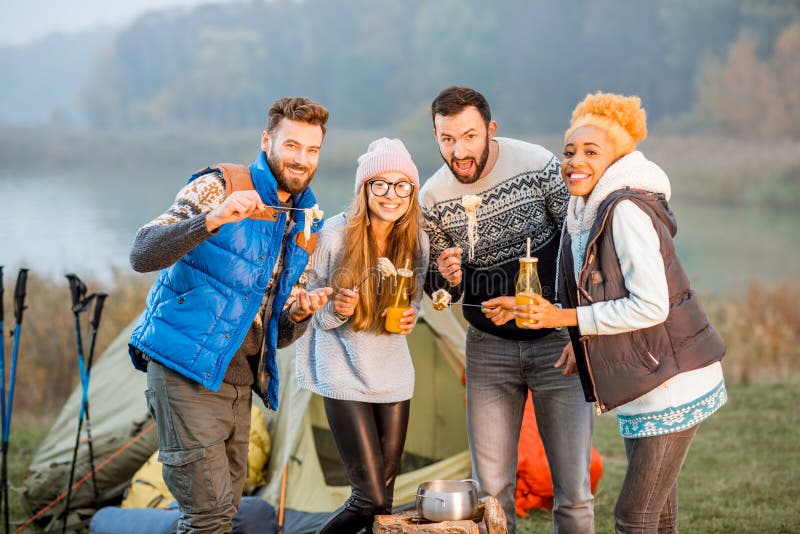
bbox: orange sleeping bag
[515,392,604,516]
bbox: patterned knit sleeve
[542,154,569,230]
[421,203,463,301]
[129,173,225,272]
[307,225,348,331]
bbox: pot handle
[460,478,481,491]
[415,494,446,508]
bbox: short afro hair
[565,92,647,158]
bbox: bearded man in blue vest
[128,97,332,533]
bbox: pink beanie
[355,137,420,194]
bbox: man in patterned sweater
[420,86,594,533]
[128,97,332,532]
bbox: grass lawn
[518,380,800,533]
[5,421,51,531]
[6,381,799,532]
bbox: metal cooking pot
[415,479,480,522]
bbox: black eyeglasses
[368,179,415,198]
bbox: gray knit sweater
[295,213,429,402]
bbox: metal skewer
[264,204,326,216]
[438,302,496,310]
[264,205,308,212]
[352,270,374,290]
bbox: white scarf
[566,151,671,235]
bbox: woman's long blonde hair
[333,185,422,334]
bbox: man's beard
[444,139,490,184]
[267,150,316,196]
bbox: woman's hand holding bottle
[382,306,417,335]
[513,293,578,329]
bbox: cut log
[482,497,507,534]
[374,510,479,534]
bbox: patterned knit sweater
[129,172,311,386]
[294,213,429,402]
[420,137,568,340]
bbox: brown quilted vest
[560,189,725,413]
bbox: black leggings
[316,397,411,534]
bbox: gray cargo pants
[145,360,251,534]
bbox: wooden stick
[278,463,288,532]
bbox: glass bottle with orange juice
[385,264,414,333]
[515,256,542,328]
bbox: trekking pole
[81,292,107,506]
[1,269,28,534]
[0,266,6,534]
[62,274,95,534]
[0,268,4,423]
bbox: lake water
[1,169,798,294]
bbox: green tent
[21,298,471,532]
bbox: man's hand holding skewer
[480,296,517,325]
[289,287,334,322]
[436,247,463,287]
[206,191,267,231]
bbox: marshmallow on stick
[461,194,482,261]
[431,288,452,311]
[376,257,398,278]
[303,204,324,242]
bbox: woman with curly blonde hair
[485,92,727,532]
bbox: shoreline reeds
[1,272,797,423]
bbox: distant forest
[4,0,800,137]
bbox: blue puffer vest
[128,151,321,410]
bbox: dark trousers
[316,397,411,534]
[615,424,700,534]
[145,361,251,534]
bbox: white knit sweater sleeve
[307,217,348,331]
[412,231,430,312]
[577,200,669,335]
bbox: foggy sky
[0,0,232,46]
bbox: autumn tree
[696,22,800,138]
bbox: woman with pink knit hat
[295,138,428,533]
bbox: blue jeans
[466,327,594,534]
[616,425,699,533]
